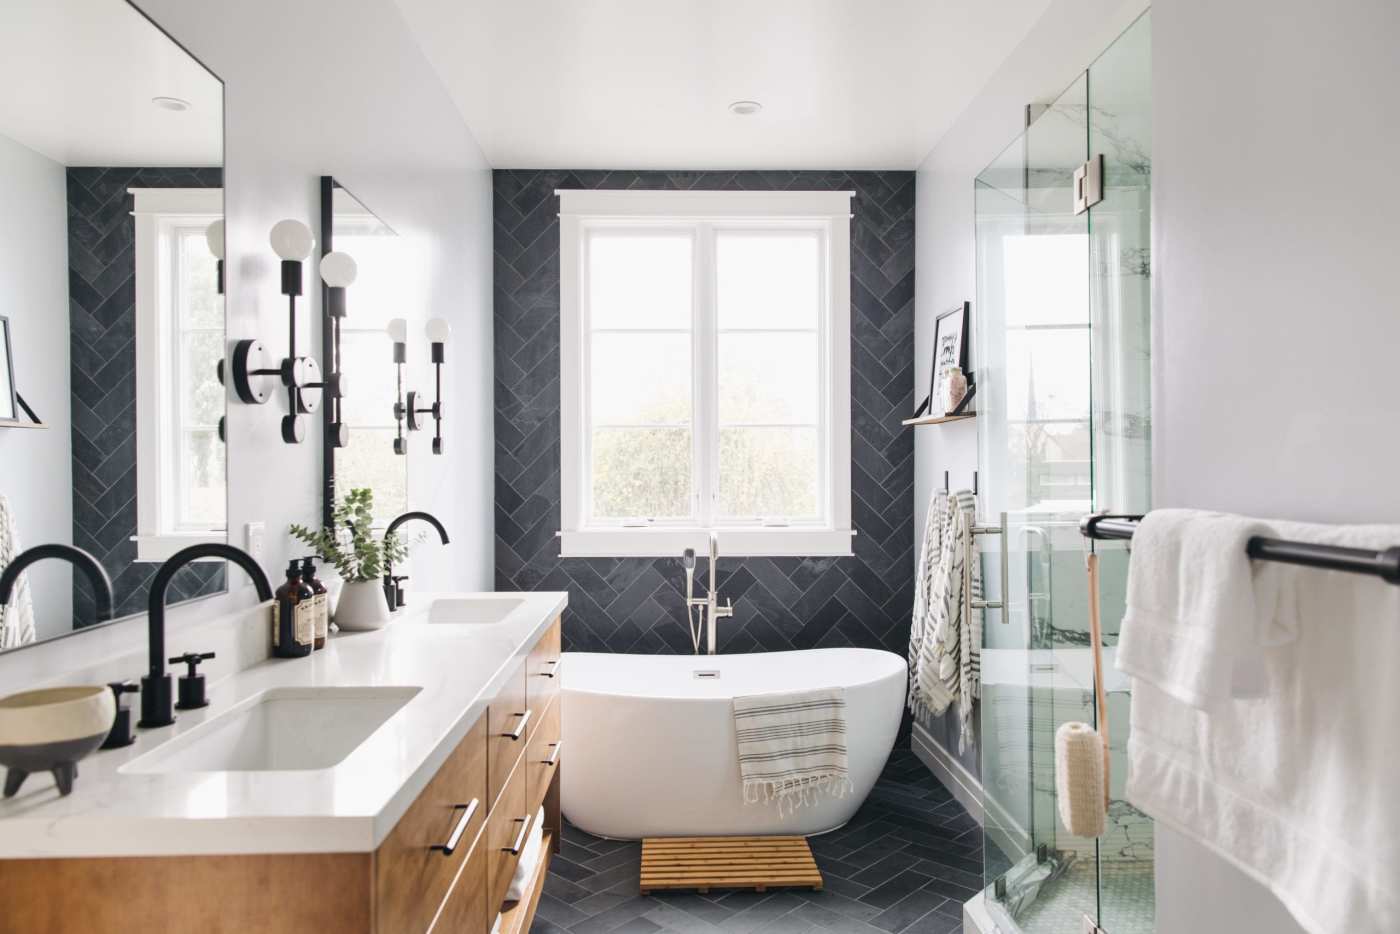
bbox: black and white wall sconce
[388,317,449,456]
[228,219,340,444]
[319,250,357,448]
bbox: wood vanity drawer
[375,713,488,934]
[526,617,563,711]
[485,758,532,913]
[487,657,530,806]
[429,833,489,934]
[526,697,562,813]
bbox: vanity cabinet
[0,616,565,934]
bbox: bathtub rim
[560,646,908,702]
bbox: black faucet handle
[108,680,140,697]
[102,681,141,750]
[168,651,216,677]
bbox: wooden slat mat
[639,835,823,895]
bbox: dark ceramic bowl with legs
[0,686,116,797]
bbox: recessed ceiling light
[152,96,191,113]
[728,100,763,116]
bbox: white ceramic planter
[334,580,390,631]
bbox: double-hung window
[131,187,226,561]
[558,189,854,557]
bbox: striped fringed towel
[732,688,852,815]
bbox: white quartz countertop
[0,590,567,859]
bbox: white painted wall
[1152,0,1400,930]
[125,0,494,631]
[911,0,1148,773]
[0,132,72,638]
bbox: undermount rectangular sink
[427,596,525,625]
[122,686,420,773]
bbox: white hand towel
[1124,520,1400,934]
[504,806,546,902]
[733,687,851,815]
[1116,508,1278,708]
[0,493,36,650]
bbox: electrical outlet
[245,521,265,561]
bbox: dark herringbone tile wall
[66,167,225,625]
[494,170,916,655]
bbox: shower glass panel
[974,12,1151,934]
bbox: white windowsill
[557,528,856,558]
[133,532,227,563]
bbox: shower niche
[973,12,1153,934]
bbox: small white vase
[334,580,391,631]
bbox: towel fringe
[743,772,854,817]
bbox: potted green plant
[289,488,414,631]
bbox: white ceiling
[0,0,221,167]
[392,0,1055,170]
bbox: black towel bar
[1078,513,1400,586]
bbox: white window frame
[131,187,225,562]
[557,188,854,558]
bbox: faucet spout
[140,543,273,729]
[382,511,450,611]
[0,544,114,622]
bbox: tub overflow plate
[693,670,721,680]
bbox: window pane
[591,427,691,519]
[341,330,398,425]
[1005,328,1091,421]
[180,229,223,329]
[180,429,226,528]
[588,232,692,330]
[181,331,225,426]
[591,333,690,426]
[718,427,819,519]
[337,428,408,524]
[717,232,820,330]
[719,332,818,425]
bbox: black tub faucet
[0,544,115,624]
[140,543,273,729]
[383,511,450,611]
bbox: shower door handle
[970,512,1009,622]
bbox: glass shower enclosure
[974,12,1152,934]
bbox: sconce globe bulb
[426,317,451,344]
[320,251,358,288]
[205,219,225,260]
[269,219,314,261]
[386,318,408,344]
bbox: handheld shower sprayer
[682,548,700,652]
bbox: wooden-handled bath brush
[1055,550,1110,838]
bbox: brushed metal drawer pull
[543,741,563,767]
[503,813,532,855]
[430,799,479,856]
[539,659,561,678]
[502,708,532,741]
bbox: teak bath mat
[639,835,824,895]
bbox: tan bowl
[0,686,116,797]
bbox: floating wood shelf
[640,835,823,895]
[901,412,976,427]
[499,830,554,934]
[0,421,46,430]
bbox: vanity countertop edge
[0,590,568,860]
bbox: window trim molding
[557,188,854,558]
[131,187,225,563]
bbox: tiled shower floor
[529,748,978,934]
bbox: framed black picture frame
[0,316,18,425]
[929,301,970,413]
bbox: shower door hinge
[1073,154,1104,215]
[1081,916,1107,934]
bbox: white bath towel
[1116,508,1278,709]
[0,494,36,650]
[733,687,851,815]
[908,488,951,714]
[505,806,545,902]
[1122,519,1400,934]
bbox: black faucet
[0,544,114,623]
[140,543,273,729]
[382,511,450,611]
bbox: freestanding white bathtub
[561,648,907,839]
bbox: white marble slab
[0,590,567,858]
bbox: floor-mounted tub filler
[561,648,907,839]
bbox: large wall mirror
[319,177,406,529]
[0,0,225,650]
